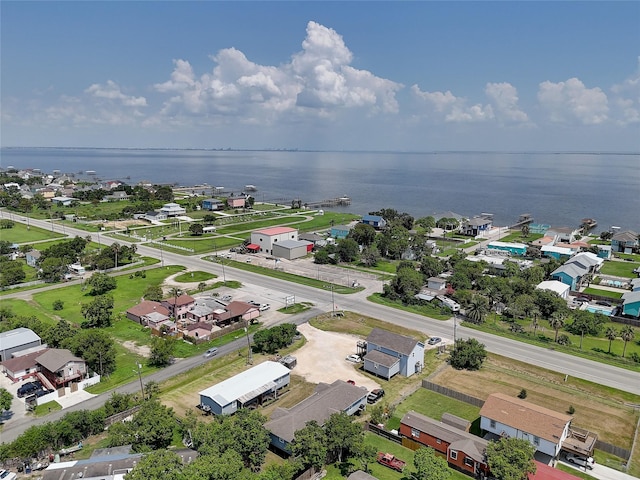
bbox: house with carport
[479,393,576,460]
[400,410,489,477]
[265,379,368,454]
[362,328,424,380]
[199,361,290,415]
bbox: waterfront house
[480,392,572,459]
[330,224,352,239]
[265,380,368,454]
[361,215,387,229]
[202,198,224,211]
[487,241,527,256]
[400,410,489,477]
[199,361,290,415]
[160,202,187,217]
[227,196,246,209]
[546,227,579,244]
[462,216,493,237]
[362,328,425,379]
[611,230,639,253]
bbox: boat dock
[305,196,351,208]
[510,213,534,229]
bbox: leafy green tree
[337,238,360,263]
[127,399,176,452]
[620,325,636,358]
[64,329,117,375]
[148,335,177,367]
[104,391,136,417]
[42,319,76,348]
[360,246,380,267]
[143,284,164,301]
[81,294,115,328]
[348,223,376,247]
[40,257,66,282]
[189,223,204,236]
[87,272,117,295]
[314,247,336,265]
[415,216,436,232]
[0,259,26,286]
[419,256,444,280]
[257,462,296,480]
[377,225,410,259]
[0,388,12,413]
[183,448,253,480]
[292,420,328,470]
[384,265,423,301]
[412,446,451,480]
[124,449,184,480]
[449,338,487,370]
[324,411,363,463]
[486,437,536,480]
[605,326,618,353]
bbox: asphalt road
[2,212,639,442]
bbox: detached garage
[272,240,313,260]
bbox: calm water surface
[2,148,638,230]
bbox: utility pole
[135,363,144,400]
[245,321,253,365]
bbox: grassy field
[599,260,640,278]
[582,287,624,299]
[498,231,544,243]
[0,222,65,243]
[173,271,216,283]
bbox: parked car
[0,469,17,480]
[595,300,612,307]
[259,304,270,311]
[248,300,261,306]
[367,388,385,403]
[203,347,219,358]
[346,379,356,385]
[345,354,361,363]
[565,452,595,469]
[574,297,590,303]
[17,381,42,398]
[221,295,232,302]
[428,336,442,345]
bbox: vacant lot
[430,353,640,448]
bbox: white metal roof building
[536,280,570,300]
[199,361,291,415]
[0,327,42,362]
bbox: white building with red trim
[249,227,298,255]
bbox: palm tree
[465,295,490,324]
[605,327,618,354]
[620,325,636,358]
[549,312,566,343]
[521,224,530,238]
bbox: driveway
[559,459,637,480]
[293,323,381,391]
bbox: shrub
[52,300,64,311]
[568,405,575,415]
[518,389,527,399]
[557,334,571,346]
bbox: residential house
[541,245,574,261]
[103,191,129,202]
[202,198,224,211]
[51,196,74,207]
[427,277,447,291]
[160,202,187,217]
[143,211,167,222]
[0,328,42,362]
[184,322,213,343]
[596,245,612,260]
[265,379,368,454]
[621,291,640,318]
[199,361,291,415]
[462,216,493,237]
[250,227,298,255]
[550,263,587,291]
[487,241,527,256]
[362,328,425,379]
[400,410,489,477]
[546,227,579,244]
[210,301,260,327]
[1,347,49,381]
[330,224,352,240]
[480,392,572,458]
[299,232,325,248]
[630,278,640,292]
[566,252,603,274]
[161,294,196,320]
[26,249,41,267]
[36,348,87,389]
[611,230,639,253]
[227,196,246,209]
[126,301,171,325]
[536,280,570,300]
[186,299,218,324]
[361,215,386,229]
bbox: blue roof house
[361,215,387,229]
[550,263,588,291]
[330,224,351,240]
[621,291,640,318]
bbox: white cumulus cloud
[411,85,493,122]
[610,57,640,124]
[537,77,608,125]
[485,82,528,123]
[85,80,147,107]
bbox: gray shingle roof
[36,349,84,372]
[363,349,400,368]
[366,328,420,356]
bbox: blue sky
[2,1,639,151]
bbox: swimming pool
[585,306,612,316]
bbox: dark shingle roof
[363,349,400,368]
[36,349,84,372]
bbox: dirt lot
[293,324,381,391]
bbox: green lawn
[498,231,544,243]
[174,271,216,282]
[582,288,623,299]
[0,222,65,243]
[600,260,640,278]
